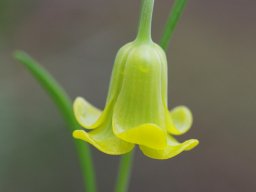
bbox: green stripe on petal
[140,136,199,160]
[106,42,134,103]
[167,106,193,135]
[73,113,134,155]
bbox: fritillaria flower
[73,0,198,159]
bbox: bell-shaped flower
[73,40,198,159]
[72,0,198,159]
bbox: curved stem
[14,51,96,192]
[115,151,134,192]
[160,0,188,51]
[135,0,155,43]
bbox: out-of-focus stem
[160,0,189,51]
[14,51,97,192]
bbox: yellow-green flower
[73,40,198,159]
[72,0,198,160]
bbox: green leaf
[160,0,188,51]
[14,51,97,192]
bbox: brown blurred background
[1,0,256,191]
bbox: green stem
[115,151,134,192]
[135,0,155,43]
[14,51,96,192]
[160,0,188,51]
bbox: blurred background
[1,0,256,191]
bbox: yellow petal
[73,115,134,155]
[167,106,193,135]
[73,97,105,129]
[113,123,167,150]
[140,136,199,160]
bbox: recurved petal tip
[183,139,199,151]
[140,136,199,160]
[167,106,193,135]
[73,97,102,129]
[73,129,134,155]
